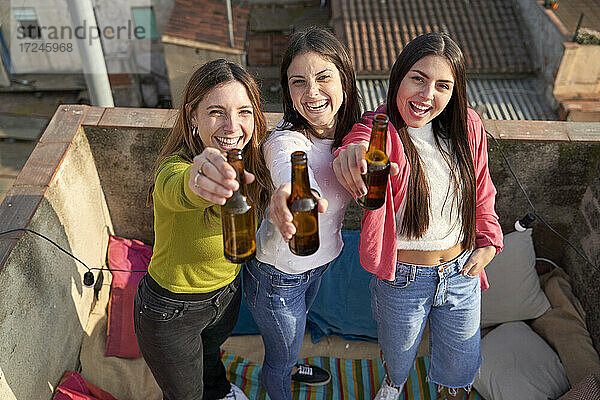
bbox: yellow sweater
[147,155,240,293]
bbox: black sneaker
[291,363,331,386]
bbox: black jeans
[134,274,241,400]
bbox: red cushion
[54,371,119,400]
[105,235,152,358]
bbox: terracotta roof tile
[332,0,534,75]
[164,0,249,50]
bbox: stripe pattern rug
[221,351,484,400]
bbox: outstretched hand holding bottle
[333,115,400,203]
[188,147,255,205]
[221,149,256,263]
[268,152,328,244]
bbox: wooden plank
[98,108,178,129]
[481,119,502,139]
[82,107,106,126]
[566,123,600,142]
[485,120,570,142]
[12,141,71,188]
[0,186,45,235]
[161,34,244,54]
[38,105,88,143]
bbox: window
[131,7,158,40]
[13,8,42,39]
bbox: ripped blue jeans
[370,250,481,394]
[243,258,329,400]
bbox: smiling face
[287,51,344,138]
[192,81,254,153]
[396,55,455,128]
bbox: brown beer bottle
[288,151,319,256]
[358,113,390,210]
[221,149,256,263]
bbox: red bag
[54,371,119,400]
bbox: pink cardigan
[336,106,503,290]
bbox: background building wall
[8,0,83,73]
[0,0,12,84]
[513,0,569,95]
[93,0,173,76]
[163,43,243,108]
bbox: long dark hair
[280,26,362,149]
[148,59,273,220]
[386,32,476,250]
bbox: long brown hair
[386,32,476,250]
[280,26,362,149]
[148,59,273,219]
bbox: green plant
[575,28,600,45]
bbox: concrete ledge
[0,106,113,399]
[485,119,600,141]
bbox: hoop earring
[191,125,198,136]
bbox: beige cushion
[474,321,570,400]
[531,267,600,386]
[481,229,550,328]
[558,375,600,400]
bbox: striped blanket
[221,352,483,400]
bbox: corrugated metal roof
[332,0,534,75]
[467,78,557,120]
[358,79,389,113]
[358,78,557,120]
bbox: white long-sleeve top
[256,121,352,274]
[395,122,463,250]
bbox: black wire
[0,228,148,273]
[487,134,536,211]
[487,131,599,274]
[533,212,599,273]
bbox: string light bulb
[83,271,95,287]
[515,213,536,232]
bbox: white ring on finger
[198,160,208,175]
[194,171,201,188]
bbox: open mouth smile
[214,136,243,149]
[409,101,433,116]
[304,99,329,112]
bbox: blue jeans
[370,250,481,391]
[134,274,241,400]
[243,258,329,400]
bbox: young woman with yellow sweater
[133,59,272,400]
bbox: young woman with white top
[242,27,361,400]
